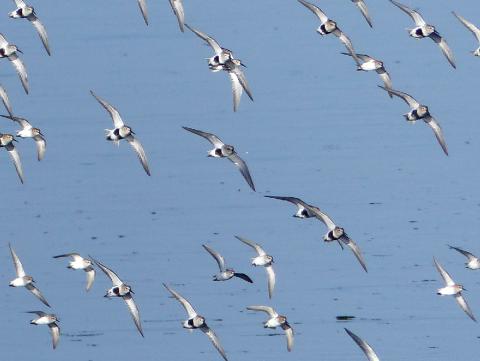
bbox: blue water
[1,0,480,360]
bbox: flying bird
[53,253,95,291]
[265,195,367,272]
[389,0,455,68]
[28,311,60,349]
[202,244,253,283]
[236,236,275,298]
[91,257,144,336]
[185,24,253,111]
[345,328,380,361]
[379,85,448,156]
[8,243,50,307]
[169,0,185,32]
[351,0,372,28]
[1,115,45,161]
[448,245,480,270]
[341,52,393,97]
[9,1,50,55]
[434,257,476,322]
[90,91,151,176]
[163,283,228,361]
[298,0,359,59]
[183,126,255,191]
[0,133,24,183]
[246,306,294,352]
[452,12,480,56]
[0,33,28,94]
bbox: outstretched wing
[9,243,25,277]
[453,12,480,43]
[182,126,224,148]
[90,91,125,128]
[137,0,148,25]
[345,328,380,361]
[125,134,151,176]
[353,0,372,28]
[390,0,426,26]
[227,152,255,191]
[265,265,276,299]
[6,142,24,184]
[429,31,456,69]
[184,24,223,55]
[378,86,419,108]
[27,14,51,55]
[123,293,144,337]
[91,257,123,286]
[9,53,28,94]
[297,0,329,23]
[26,283,51,307]
[0,85,13,116]
[200,325,228,361]
[49,323,60,349]
[235,236,266,256]
[202,244,226,272]
[424,116,448,156]
[433,257,455,286]
[455,293,476,322]
[163,283,198,319]
[246,305,277,317]
[169,0,185,32]
[340,235,368,273]
[448,245,477,262]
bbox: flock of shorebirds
[3,0,480,359]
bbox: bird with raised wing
[163,283,228,361]
[9,243,50,307]
[9,0,50,55]
[53,253,95,291]
[183,126,255,191]
[389,0,455,68]
[0,33,28,94]
[298,0,359,59]
[265,196,367,272]
[236,236,275,298]
[202,244,253,283]
[341,52,393,97]
[1,115,45,161]
[379,85,448,156]
[185,24,253,111]
[434,257,476,322]
[28,311,60,349]
[246,305,293,352]
[448,245,480,270]
[91,257,144,336]
[90,91,151,176]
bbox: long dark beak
[130,290,135,294]
[13,138,18,142]
[16,48,23,54]
[241,63,247,68]
[131,130,136,135]
[103,293,109,298]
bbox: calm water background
[0,0,480,360]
